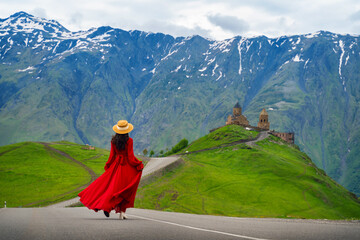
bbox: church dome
[234,102,241,108]
[260,108,268,115]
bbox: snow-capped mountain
[1,12,360,196]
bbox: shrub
[163,138,188,156]
[149,150,155,157]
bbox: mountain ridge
[0,12,359,196]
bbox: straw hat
[113,120,134,134]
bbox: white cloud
[207,14,249,34]
[0,0,359,40]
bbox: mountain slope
[135,126,360,219]
[0,12,359,195]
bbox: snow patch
[339,40,345,76]
[161,49,178,61]
[210,38,234,51]
[279,60,290,69]
[212,63,219,76]
[304,59,310,68]
[207,57,216,65]
[199,66,207,72]
[305,32,320,38]
[216,71,223,81]
[171,65,182,73]
[17,66,35,72]
[349,42,356,49]
[238,38,246,75]
[246,41,253,53]
[293,54,304,62]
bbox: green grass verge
[183,124,259,153]
[0,142,90,208]
[135,136,360,219]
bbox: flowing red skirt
[78,156,142,213]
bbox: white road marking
[128,214,271,240]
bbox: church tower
[258,108,270,130]
[226,102,249,126]
[233,102,242,116]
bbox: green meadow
[135,128,360,219]
[0,140,147,208]
[0,142,91,207]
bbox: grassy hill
[0,141,110,207]
[135,125,360,219]
[182,124,259,153]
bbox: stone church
[226,102,250,126]
[226,102,270,131]
[225,102,294,144]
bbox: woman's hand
[136,163,144,171]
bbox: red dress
[78,138,143,213]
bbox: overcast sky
[1,0,360,40]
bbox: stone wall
[269,131,295,144]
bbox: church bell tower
[258,108,270,130]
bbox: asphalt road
[142,156,180,176]
[0,208,359,240]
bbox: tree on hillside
[149,150,155,157]
[143,149,148,156]
[171,138,188,153]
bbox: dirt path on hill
[180,131,269,155]
[24,143,98,207]
[0,142,30,157]
[40,142,97,181]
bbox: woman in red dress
[78,120,144,219]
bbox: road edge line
[128,214,271,240]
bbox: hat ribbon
[117,125,129,131]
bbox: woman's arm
[104,142,116,170]
[127,138,144,171]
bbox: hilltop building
[226,102,250,126]
[216,102,294,144]
[269,132,294,144]
[257,108,270,130]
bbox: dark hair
[111,133,129,150]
